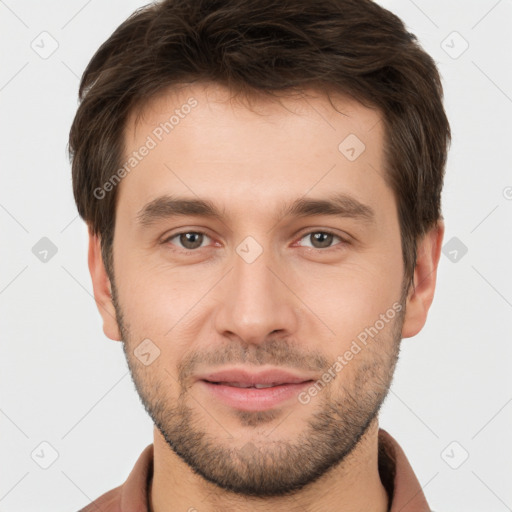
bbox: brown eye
[166,232,211,251]
[299,231,345,250]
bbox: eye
[164,231,212,251]
[297,230,346,250]
[162,229,348,253]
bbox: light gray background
[1,0,511,510]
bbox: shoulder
[77,484,122,512]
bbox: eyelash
[161,230,349,253]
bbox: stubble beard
[112,279,405,497]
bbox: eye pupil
[180,232,203,249]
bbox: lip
[196,367,315,412]
[197,367,315,386]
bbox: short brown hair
[69,0,451,287]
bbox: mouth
[196,368,316,411]
[204,381,295,389]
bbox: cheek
[288,257,403,343]
[114,249,196,331]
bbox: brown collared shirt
[78,428,431,512]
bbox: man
[69,0,450,510]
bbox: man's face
[108,83,408,496]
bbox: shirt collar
[378,428,431,512]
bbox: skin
[88,82,444,512]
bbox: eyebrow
[136,193,375,227]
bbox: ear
[401,220,444,339]
[87,226,122,341]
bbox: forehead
[127,82,383,149]
[118,82,390,224]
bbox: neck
[149,418,389,512]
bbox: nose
[213,243,300,346]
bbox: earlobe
[401,220,444,339]
[87,226,122,341]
